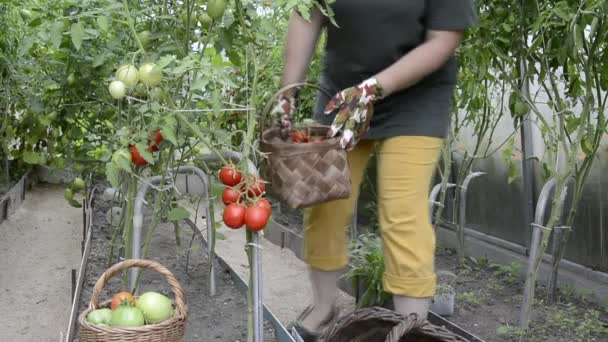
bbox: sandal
[290,305,340,342]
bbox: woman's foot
[291,305,339,342]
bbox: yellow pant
[303,136,443,297]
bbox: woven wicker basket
[319,307,470,342]
[78,259,187,342]
[260,83,352,209]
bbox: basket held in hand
[260,83,352,209]
[78,259,187,342]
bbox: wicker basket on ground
[78,259,187,342]
[319,307,470,342]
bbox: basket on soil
[260,83,352,209]
[78,259,187,342]
[319,307,470,342]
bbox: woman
[273,1,477,340]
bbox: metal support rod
[429,182,456,223]
[519,178,568,328]
[252,232,264,342]
[519,58,536,253]
[198,151,262,341]
[458,172,486,260]
[130,166,211,292]
[197,151,258,298]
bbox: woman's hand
[324,78,384,150]
[270,92,297,138]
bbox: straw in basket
[259,83,352,209]
[78,259,187,342]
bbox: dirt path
[181,199,356,327]
[0,184,82,341]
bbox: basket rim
[261,127,345,153]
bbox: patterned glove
[323,78,384,150]
[270,92,297,140]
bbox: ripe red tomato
[245,205,270,232]
[292,130,308,143]
[251,198,272,215]
[129,145,147,166]
[219,166,242,187]
[148,129,163,152]
[242,177,266,197]
[222,187,241,205]
[223,204,246,229]
[111,291,136,310]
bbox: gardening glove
[270,91,297,140]
[323,77,384,151]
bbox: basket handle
[259,82,333,133]
[385,314,420,342]
[87,259,187,319]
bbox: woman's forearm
[280,9,323,91]
[375,30,464,97]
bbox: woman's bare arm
[374,30,464,97]
[280,9,324,89]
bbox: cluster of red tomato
[219,165,271,232]
[292,130,324,144]
[129,129,164,166]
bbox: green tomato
[19,9,32,21]
[138,63,162,87]
[199,12,213,28]
[110,305,145,327]
[133,83,147,98]
[137,30,152,48]
[109,80,127,100]
[149,87,163,102]
[514,100,529,116]
[71,177,85,192]
[136,292,174,324]
[115,64,139,88]
[64,188,74,201]
[207,0,226,20]
[86,308,112,326]
[67,73,76,86]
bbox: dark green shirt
[313,0,478,139]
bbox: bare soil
[75,181,276,341]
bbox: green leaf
[22,151,46,165]
[161,127,177,146]
[96,16,110,32]
[135,142,155,164]
[49,21,64,50]
[92,53,106,67]
[105,162,120,188]
[168,207,190,221]
[18,36,35,56]
[70,22,85,50]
